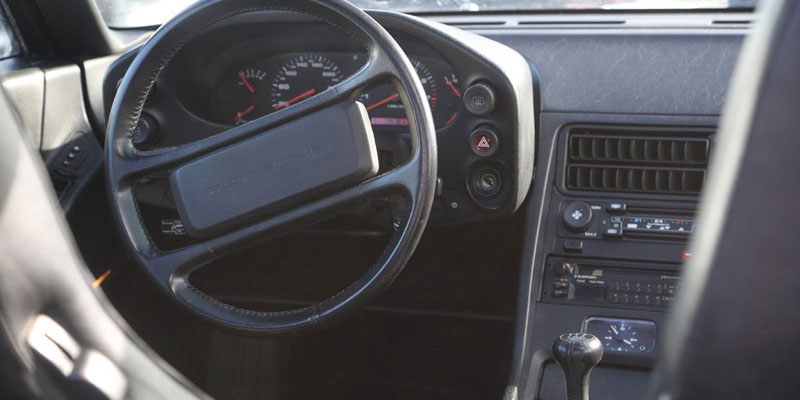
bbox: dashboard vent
[565,128,711,195]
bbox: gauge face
[213,68,269,125]
[584,317,657,354]
[209,53,459,129]
[359,57,461,129]
[270,54,344,111]
[211,54,346,126]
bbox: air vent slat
[618,139,630,160]
[591,138,603,160]
[615,169,625,190]
[566,129,711,195]
[579,137,591,159]
[672,141,685,162]
[606,138,618,160]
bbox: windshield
[94,0,758,28]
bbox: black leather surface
[105,0,437,334]
[649,0,800,398]
[0,89,208,398]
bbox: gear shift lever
[552,333,604,400]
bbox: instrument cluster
[207,51,463,130]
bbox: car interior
[0,0,799,399]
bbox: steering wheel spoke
[137,156,418,294]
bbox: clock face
[584,317,657,354]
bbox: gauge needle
[611,325,619,335]
[274,89,316,110]
[233,105,255,122]
[444,76,461,97]
[366,93,400,111]
[238,72,255,94]
[623,339,633,346]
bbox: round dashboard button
[463,82,496,115]
[469,126,499,157]
[563,202,594,233]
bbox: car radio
[542,258,681,311]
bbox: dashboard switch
[604,222,623,238]
[563,202,594,233]
[564,240,584,252]
[469,126,499,157]
[463,82,496,115]
[607,203,627,213]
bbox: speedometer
[270,54,344,111]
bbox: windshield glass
[94,0,758,28]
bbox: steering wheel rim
[105,0,437,334]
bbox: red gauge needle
[274,89,316,110]
[366,93,400,111]
[238,72,255,94]
[446,112,458,125]
[444,76,461,97]
[233,105,255,122]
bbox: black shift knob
[552,333,604,400]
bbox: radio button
[604,222,623,237]
[609,292,620,303]
[607,203,627,213]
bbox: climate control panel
[559,201,695,241]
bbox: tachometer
[358,57,437,127]
[359,57,461,129]
[270,54,344,111]
[213,67,268,125]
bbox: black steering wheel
[105,0,437,334]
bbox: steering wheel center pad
[171,101,378,238]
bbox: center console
[514,119,716,400]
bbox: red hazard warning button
[469,126,499,157]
